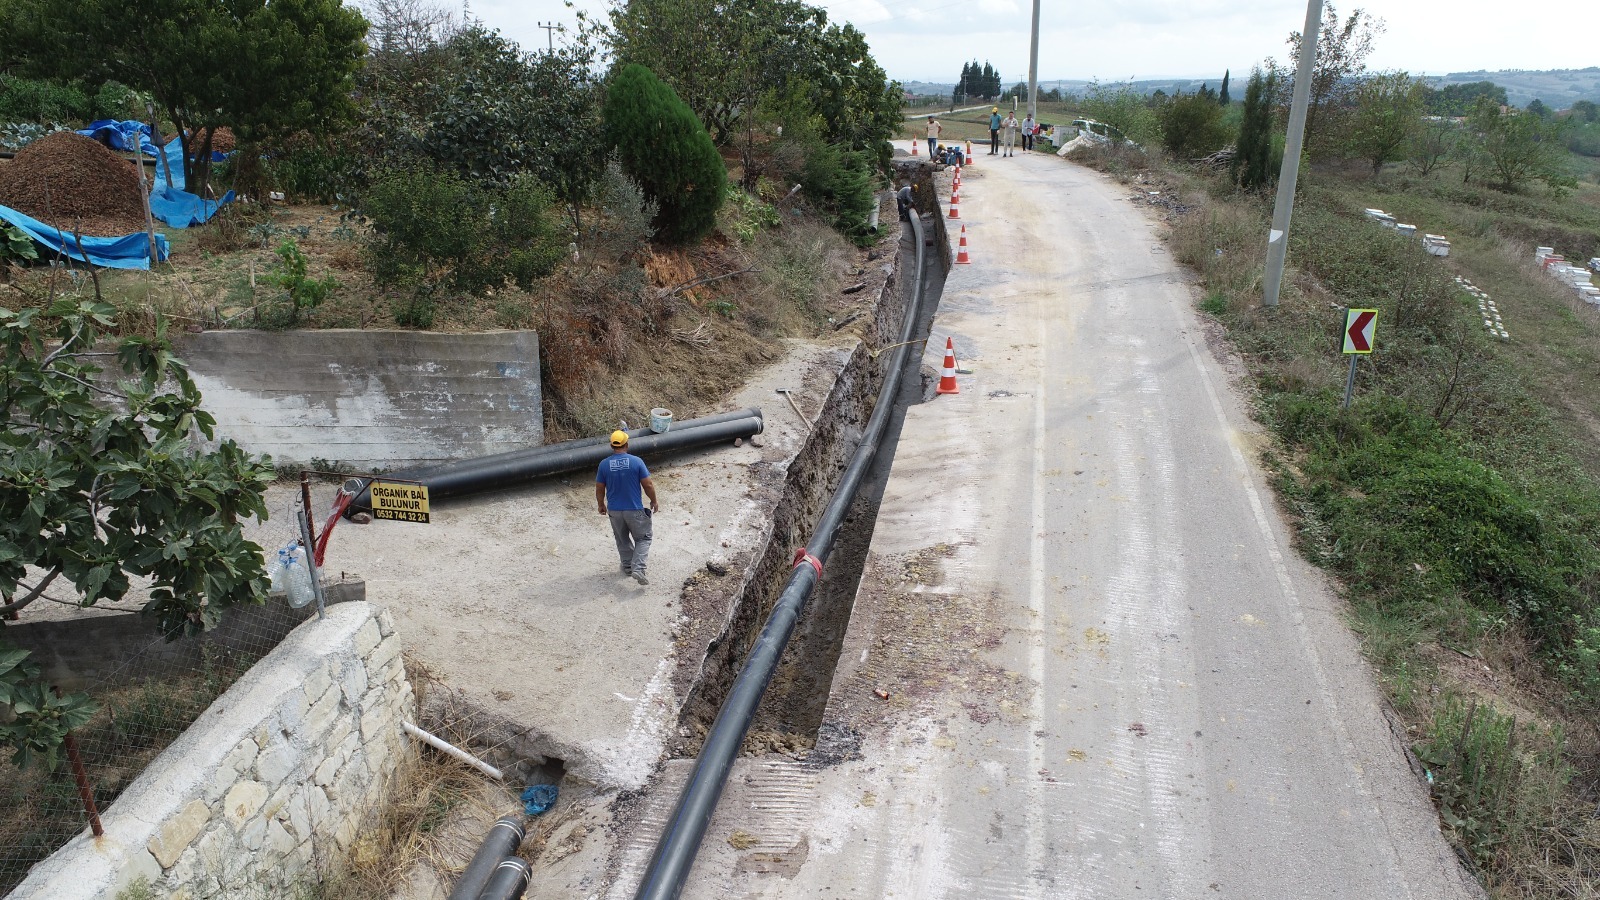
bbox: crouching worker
[596,430,658,585]
[896,183,914,220]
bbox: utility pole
[537,21,557,52]
[1026,0,1041,119]
[1261,0,1323,308]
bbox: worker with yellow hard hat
[988,106,1003,156]
[596,429,659,585]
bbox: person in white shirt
[1001,112,1018,157]
[926,116,942,159]
[1021,113,1037,152]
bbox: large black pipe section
[348,411,763,514]
[632,212,932,899]
[403,408,764,481]
[446,816,525,900]
[474,857,533,900]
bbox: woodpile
[0,132,147,237]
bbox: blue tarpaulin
[0,203,169,270]
[78,119,160,156]
[149,185,235,228]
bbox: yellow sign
[369,481,430,523]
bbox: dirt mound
[186,126,236,155]
[0,132,148,238]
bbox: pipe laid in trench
[474,857,533,900]
[633,211,934,900]
[346,411,763,514]
[446,816,525,900]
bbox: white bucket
[649,408,673,434]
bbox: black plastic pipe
[347,413,763,513]
[474,857,533,900]
[632,211,933,899]
[447,816,525,900]
[402,408,765,482]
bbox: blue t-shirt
[597,453,650,511]
[990,113,1002,130]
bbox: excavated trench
[676,162,950,756]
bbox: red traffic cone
[911,139,918,156]
[956,226,971,264]
[953,166,961,188]
[936,337,960,395]
[948,189,960,219]
[965,140,974,164]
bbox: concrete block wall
[10,602,415,900]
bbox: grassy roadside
[1069,143,1600,896]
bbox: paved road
[612,148,1481,899]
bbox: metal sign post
[1341,307,1378,408]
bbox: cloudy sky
[457,0,1594,84]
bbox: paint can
[650,408,673,434]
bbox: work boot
[633,572,649,585]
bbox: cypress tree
[981,62,995,99]
[957,62,972,102]
[603,63,726,244]
[1232,69,1275,190]
[1219,69,1231,105]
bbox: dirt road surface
[612,149,1483,898]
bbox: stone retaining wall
[9,602,415,900]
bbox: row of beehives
[1534,247,1600,306]
[1363,208,1451,257]
[1453,276,1510,341]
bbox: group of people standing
[924,108,1041,162]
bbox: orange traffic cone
[948,188,960,219]
[936,337,960,395]
[953,166,961,188]
[956,226,971,264]
[965,140,974,164]
[911,139,918,156]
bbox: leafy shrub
[0,75,90,122]
[266,239,338,326]
[580,161,656,265]
[1159,93,1230,160]
[802,146,879,247]
[603,63,726,244]
[721,183,780,243]
[361,165,565,298]
[266,143,363,204]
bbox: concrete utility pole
[1026,0,1041,119]
[1261,0,1324,308]
[538,21,556,52]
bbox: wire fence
[0,594,318,894]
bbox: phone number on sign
[373,509,430,523]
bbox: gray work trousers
[609,509,653,575]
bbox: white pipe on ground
[402,721,503,780]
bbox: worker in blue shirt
[989,107,1002,156]
[596,430,659,585]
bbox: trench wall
[677,203,945,743]
[9,602,415,900]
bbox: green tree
[1233,69,1277,190]
[1423,80,1506,117]
[1461,97,1575,193]
[1281,3,1384,159]
[4,0,368,197]
[956,62,972,104]
[1159,92,1229,159]
[1,297,274,766]
[604,64,726,244]
[1083,80,1162,148]
[1220,69,1231,105]
[1570,100,1599,123]
[1408,117,1455,175]
[1348,71,1426,173]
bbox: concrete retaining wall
[9,602,415,900]
[178,329,543,469]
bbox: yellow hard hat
[609,430,629,447]
[992,106,998,112]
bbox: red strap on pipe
[792,548,823,578]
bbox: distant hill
[1425,68,1600,110]
[903,77,1228,98]
[905,69,1600,110]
